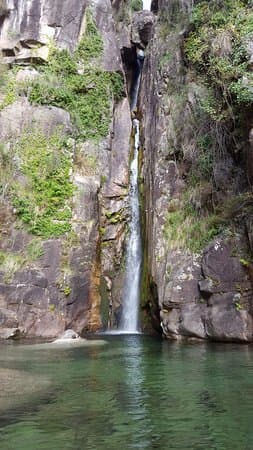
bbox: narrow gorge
[0,0,252,343]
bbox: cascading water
[119,49,144,333]
[142,0,152,10]
[119,118,142,332]
[117,1,151,333]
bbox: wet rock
[0,0,129,340]
[199,278,214,297]
[160,309,180,338]
[139,0,253,342]
[202,240,247,283]
[246,217,253,252]
[104,98,131,194]
[246,37,253,69]
[0,308,18,328]
[0,0,88,62]
[247,128,253,184]
[95,0,123,72]
[14,269,48,289]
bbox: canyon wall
[140,0,253,342]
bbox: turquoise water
[0,335,253,450]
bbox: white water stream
[118,2,149,333]
[119,119,142,332]
[142,0,152,10]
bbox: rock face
[0,0,132,338]
[131,11,155,46]
[0,0,87,61]
[139,0,253,342]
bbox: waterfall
[142,0,152,10]
[119,50,144,333]
[120,119,142,332]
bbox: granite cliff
[140,0,253,342]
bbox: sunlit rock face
[0,0,122,68]
[0,0,87,62]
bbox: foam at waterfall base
[99,330,142,336]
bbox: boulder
[0,327,23,340]
[54,329,81,341]
[131,11,155,46]
[205,306,253,343]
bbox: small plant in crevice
[0,250,26,283]
[26,239,44,261]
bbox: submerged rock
[0,368,51,414]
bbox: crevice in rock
[151,0,158,14]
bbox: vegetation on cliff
[185,0,253,115]
[0,10,124,239]
[28,11,124,141]
[11,131,74,237]
[160,0,253,253]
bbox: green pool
[0,335,252,450]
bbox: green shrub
[74,11,103,63]
[130,0,142,12]
[185,0,253,112]
[11,130,74,238]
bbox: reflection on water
[0,337,253,449]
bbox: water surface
[0,336,253,450]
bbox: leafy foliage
[185,0,253,111]
[130,0,143,12]
[12,131,74,238]
[74,11,103,63]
